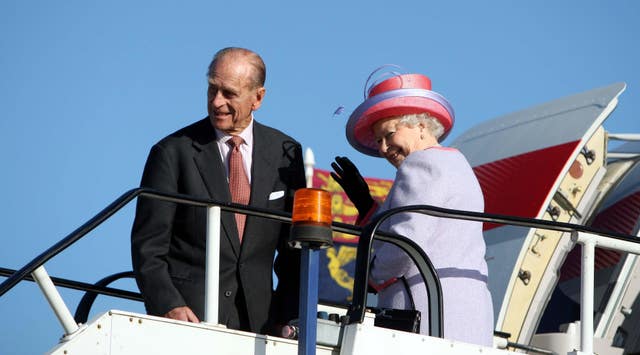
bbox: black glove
[331,156,375,216]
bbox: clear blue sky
[1,1,639,353]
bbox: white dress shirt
[215,118,254,183]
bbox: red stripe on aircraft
[474,141,580,231]
[560,191,640,281]
[592,191,640,235]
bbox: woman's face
[373,117,430,168]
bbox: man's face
[207,57,265,134]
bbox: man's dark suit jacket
[131,117,305,334]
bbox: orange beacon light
[289,188,334,249]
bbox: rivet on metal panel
[571,185,582,197]
[97,324,101,329]
[518,269,531,285]
[138,319,142,324]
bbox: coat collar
[190,118,282,255]
[191,118,241,255]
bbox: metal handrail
[0,187,364,297]
[0,267,142,302]
[345,204,640,354]
[1,187,139,296]
[1,187,639,353]
[73,271,137,323]
[369,204,639,242]
[0,187,371,341]
[4,187,636,300]
[349,209,444,338]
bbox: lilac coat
[370,147,494,346]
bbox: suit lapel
[243,122,279,242]
[192,119,241,256]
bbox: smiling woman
[332,72,494,346]
[372,114,440,168]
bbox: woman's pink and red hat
[346,73,455,157]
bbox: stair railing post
[32,265,79,336]
[204,205,221,324]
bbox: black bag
[374,308,421,333]
[372,276,421,333]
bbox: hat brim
[346,89,455,157]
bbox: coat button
[224,290,232,297]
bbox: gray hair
[207,47,266,89]
[397,113,445,139]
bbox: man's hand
[331,156,374,216]
[164,306,200,323]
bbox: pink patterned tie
[227,136,251,242]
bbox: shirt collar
[214,115,255,147]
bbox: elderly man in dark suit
[131,47,305,335]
